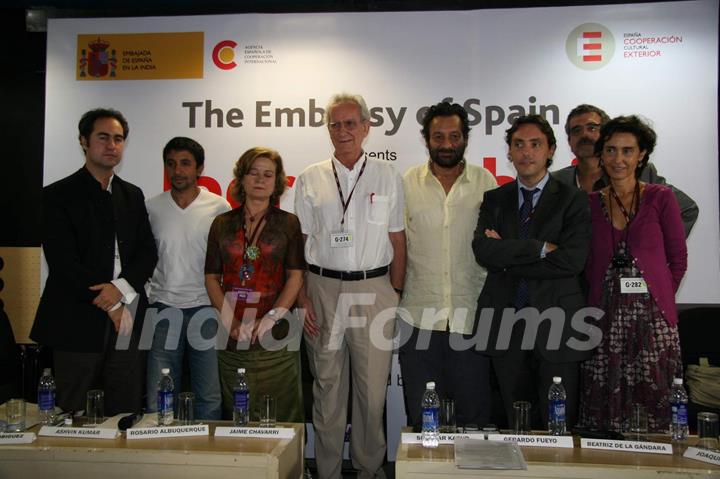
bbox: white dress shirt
[294,156,404,271]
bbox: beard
[429,143,466,168]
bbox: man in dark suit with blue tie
[472,115,593,430]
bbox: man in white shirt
[399,101,497,430]
[295,93,406,479]
[145,137,230,419]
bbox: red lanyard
[609,183,639,225]
[331,158,367,228]
[609,182,640,248]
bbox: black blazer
[31,167,157,353]
[472,176,593,362]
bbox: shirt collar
[331,152,365,173]
[424,159,468,183]
[518,170,550,193]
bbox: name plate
[39,426,119,439]
[401,432,485,444]
[0,432,37,444]
[683,447,720,466]
[580,437,672,455]
[214,426,295,439]
[488,434,574,449]
[127,424,209,439]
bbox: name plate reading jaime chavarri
[684,447,720,466]
[401,432,486,444]
[214,427,295,439]
[488,434,574,449]
[126,424,209,439]
[39,426,119,439]
[580,438,672,455]
[0,432,37,444]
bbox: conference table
[0,421,304,479]
[396,432,720,478]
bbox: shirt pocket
[368,195,390,225]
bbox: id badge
[231,287,260,304]
[330,232,353,248]
[620,278,648,294]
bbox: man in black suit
[472,115,593,430]
[31,108,157,415]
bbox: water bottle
[37,368,56,425]
[157,368,174,426]
[547,376,567,435]
[233,368,249,426]
[421,381,440,448]
[670,377,689,441]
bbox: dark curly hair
[421,101,470,143]
[595,115,656,178]
[232,147,287,204]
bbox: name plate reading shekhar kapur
[214,426,295,439]
[126,424,209,439]
[580,437,672,455]
[401,432,486,444]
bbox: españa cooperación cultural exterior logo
[566,23,615,70]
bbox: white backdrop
[44,0,719,460]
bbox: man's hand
[544,242,558,253]
[108,305,133,336]
[90,283,123,311]
[485,229,502,239]
[297,292,319,338]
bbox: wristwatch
[267,308,280,325]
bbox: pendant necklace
[240,205,268,283]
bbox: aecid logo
[565,23,615,70]
[212,40,238,70]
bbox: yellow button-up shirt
[399,162,497,334]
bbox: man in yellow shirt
[398,101,497,429]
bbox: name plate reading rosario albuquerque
[39,426,119,439]
[0,432,37,444]
[488,434,574,449]
[683,446,720,466]
[127,424,209,439]
[214,427,295,439]
[580,438,672,454]
[401,432,485,444]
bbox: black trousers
[492,347,579,431]
[398,321,491,429]
[54,327,146,416]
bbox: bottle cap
[238,368,246,374]
[553,376,562,384]
[673,377,683,385]
[426,381,435,389]
[161,368,170,375]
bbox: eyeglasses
[328,119,366,132]
[569,123,601,136]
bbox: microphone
[118,412,144,431]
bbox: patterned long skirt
[580,246,682,433]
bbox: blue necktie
[515,188,539,308]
